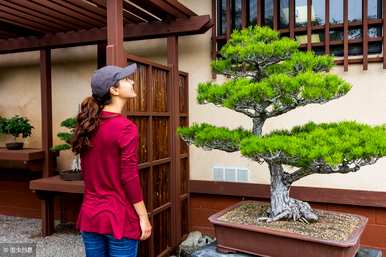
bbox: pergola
[0,0,212,255]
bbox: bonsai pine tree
[51,117,81,172]
[177,26,386,223]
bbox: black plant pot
[6,142,24,150]
[59,170,83,181]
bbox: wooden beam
[40,48,54,178]
[0,9,54,33]
[30,0,103,27]
[163,0,197,17]
[127,0,169,20]
[0,15,212,54]
[150,0,188,19]
[11,0,93,28]
[106,0,125,66]
[0,3,67,31]
[0,0,77,31]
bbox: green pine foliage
[211,26,299,77]
[61,117,77,129]
[197,26,351,118]
[240,121,386,168]
[197,71,351,115]
[176,25,386,179]
[50,117,77,153]
[177,123,253,152]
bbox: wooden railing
[212,0,386,71]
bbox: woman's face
[114,77,137,98]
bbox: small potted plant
[0,115,34,150]
[51,117,82,181]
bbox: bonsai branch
[201,139,241,152]
[285,157,380,184]
[266,94,344,118]
[180,135,241,153]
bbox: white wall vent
[213,166,249,182]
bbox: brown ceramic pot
[208,200,368,257]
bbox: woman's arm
[118,123,152,240]
[133,201,152,240]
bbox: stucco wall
[0,0,385,191]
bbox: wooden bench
[29,175,84,236]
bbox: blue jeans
[81,231,139,257]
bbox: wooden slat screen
[212,0,386,71]
[125,54,189,257]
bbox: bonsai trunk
[261,163,318,223]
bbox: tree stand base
[192,242,382,257]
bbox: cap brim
[116,63,137,80]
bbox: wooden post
[273,0,278,30]
[226,0,232,40]
[167,35,181,246]
[40,48,54,178]
[211,0,217,79]
[40,48,55,236]
[36,191,55,237]
[363,0,368,70]
[289,0,295,39]
[307,0,312,51]
[106,0,125,67]
[383,0,386,69]
[241,0,248,28]
[343,0,348,71]
[324,0,330,54]
[256,0,262,25]
[97,43,107,68]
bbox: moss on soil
[218,202,362,242]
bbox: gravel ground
[0,214,85,257]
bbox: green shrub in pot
[0,115,34,150]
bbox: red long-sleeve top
[76,110,144,240]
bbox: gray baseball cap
[91,63,137,98]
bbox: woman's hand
[133,200,152,240]
[139,215,152,240]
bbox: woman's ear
[109,86,119,96]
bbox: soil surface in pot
[218,202,362,242]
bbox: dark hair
[71,84,119,154]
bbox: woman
[72,64,152,257]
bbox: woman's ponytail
[71,96,102,154]
[71,80,118,154]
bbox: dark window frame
[211,0,386,71]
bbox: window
[212,0,386,70]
